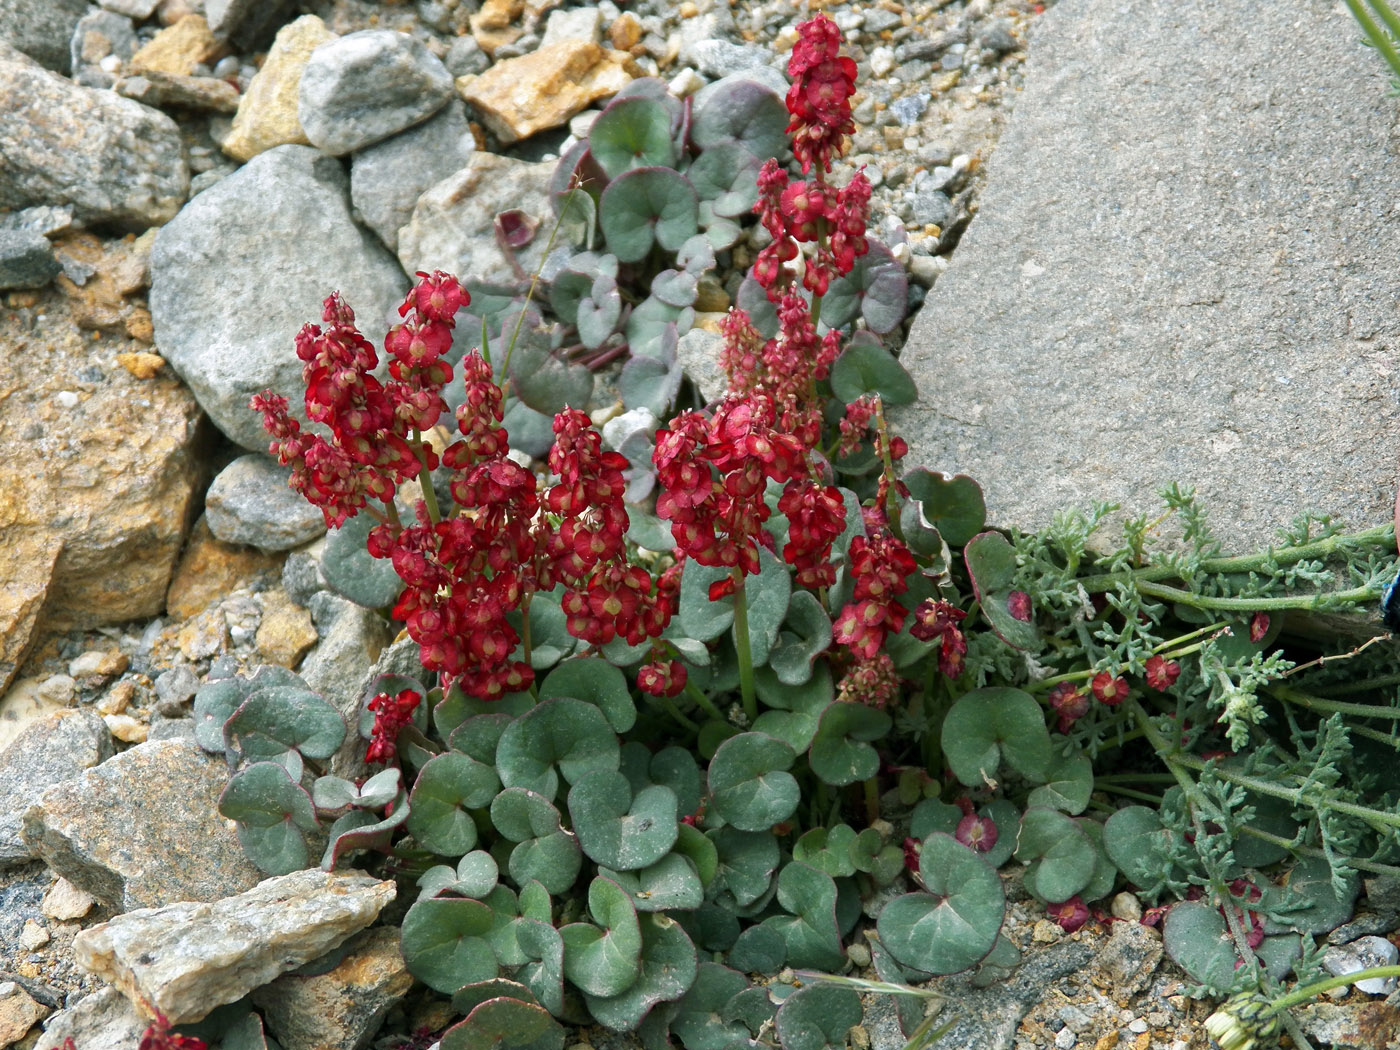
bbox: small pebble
[1128,1019,1148,1034]
[37,674,76,704]
[42,877,97,921]
[1110,891,1143,922]
[96,680,137,716]
[846,942,871,968]
[104,713,149,743]
[69,649,129,680]
[19,919,50,950]
[56,390,79,408]
[1054,1026,1077,1049]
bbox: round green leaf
[449,712,515,765]
[774,983,863,1050]
[496,698,620,799]
[1274,855,1360,934]
[514,917,566,1017]
[321,510,403,608]
[218,761,318,876]
[669,962,750,1050]
[225,685,346,762]
[689,77,788,159]
[808,702,892,787]
[1027,751,1094,815]
[600,167,699,263]
[649,747,702,817]
[828,339,917,407]
[508,341,595,417]
[401,897,499,994]
[708,827,779,907]
[793,825,860,879]
[589,96,677,179]
[941,687,1051,786]
[902,468,987,549]
[322,797,410,870]
[440,994,564,1050]
[761,861,844,971]
[726,923,785,976]
[876,833,1005,975]
[707,732,799,832]
[560,877,643,998]
[492,787,583,895]
[964,531,1040,650]
[569,769,679,871]
[1161,901,1239,994]
[576,275,623,350]
[408,752,499,856]
[673,823,718,888]
[768,590,833,687]
[1015,808,1095,903]
[821,241,909,335]
[193,676,253,754]
[538,658,636,733]
[1102,806,1178,896]
[685,143,760,217]
[600,852,704,912]
[584,912,698,1031]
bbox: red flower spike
[1007,590,1032,622]
[835,653,900,707]
[1144,654,1181,691]
[1048,896,1090,934]
[637,659,687,698]
[1091,672,1129,706]
[365,688,423,765]
[1249,612,1270,643]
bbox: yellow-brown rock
[469,0,525,55]
[165,517,284,621]
[255,588,318,669]
[0,537,60,696]
[457,40,637,144]
[0,287,205,646]
[127,14,223,77]
[116,352,166,379]
[221,15,337,163]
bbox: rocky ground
[1,0,1395,1047]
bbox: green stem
[412,430,442,524]
[1313,672,1400,695]
[1135,579,1381,613]
[1346,0,1400,78]
[730,568,758,725]
[1271,965,1400,1013]
[863,775,880,826]
[1268,683,1400,720]
[650,694,699,732]
[683,680,727,724]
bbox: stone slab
[894,0,1400,549]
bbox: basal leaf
[941,687,1051,786]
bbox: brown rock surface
[457,40,636,143]
[165,516,284,620]
[127,14,223,76]
[0,287,206,673]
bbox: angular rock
[116,71,242,112]
[1296,1001,1400,1050]
[0,0,88,73]
[42,876,98,921]
[0,42,189,228]
[0,978,49,1042]
[398,151,570,287]
[221,15,336,163]
[0,710,113,868]
[0,537,60,696]
[20,739,264,911]
[73,869,396,1025]
[205,0,299,52]
[457,39,635,144]
[70,8,137,87]
[686,38,773,78]
[165,516,284,621]
[542,6,602,47]
[127,13,221,76]
[0,287,205,636]
[31,987,148,1050]
[206,453,326,552]
[255,589,318,669]
[1087,918,1161,998]
[150,144,408,450]
[252,927,413,1050]
[350,99,476,252]
[298,592,389,714]
[894,0,1400,548]
[298,29,454,157]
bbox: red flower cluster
[1144,654,1181,691]
[654,395,809,600]
[545,408,676,646]
[754,160,872,299]
[365,688,423,765]
[778,479,847,589]
[785,13,858,175]
[1047,682,1089,733]
[139,1009,207,1050]
[836,651,900,707]
[909,598,968,678]
[637,656,687,698]
[954,798,998,853]
[252,271,467,528]
[1048,895,1090,934]
[832,526,916,659]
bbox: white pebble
[1054,1026,1076,1049]
[1128,1019,1148,1034]
[668,67,706,98]
[37,674,76,703]
[56,391,79,409]
[870,46,896,77]
[99,54,122,74]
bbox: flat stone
[221,15,336,162]
[398,150,572,287]
[149,144,408,451]
[29,986,148,1050]
[252,927,414,1050]
[0,710,113,868]
[0,0,89,73]
[0,286,204,635]
[457,39,636,144]
[206,453,326,551]
[894,0,1400,549]
[115,71,241,112]
[0,42,188,228]
[20,738,264,911]
[350,98,475,252]
[127,13,221,76]
[542,6,601,47]
[298,29,454,156]
[165,516,284,621]
[73,870,395,1025]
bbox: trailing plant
[183,13,1400,1050]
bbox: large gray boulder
[894,0,1400,549]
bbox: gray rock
[206,453,327,551]
[150,144,408,451]
[909,190,952,228]
[685,38,774,79]
[31,987,148,1050]
[20,739,264,911]
[1295,1000,1400,1050]
[0,204,74,238]
[0,42,188,228]
[153,665,201,710]
[298,592,390,719]
[398,150,570,287]
[889,93,928,127]
[1322,934,1400,995]
[350,99,476,252]
[282,545,328,606]
[298,29,455,157]
[676,326,726,404]
[893,0,1400,549]
[252,927,414,1050]
[895,28,965,64]
[542,6,602,47]
[73,868,396,1025]
[70,9,136,84]
[147,718,198,742]
[205,0,299,51]
[1088,920,1162,997]
[0,711,113,868]
[97,0,159,19]
[444,34,489,77]
[978,20,1020,55]
[0,228,60,290]
[0,0,88,73]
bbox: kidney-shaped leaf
[876,833,1005,975]
[600,167,699,263]
[964,531,1040,650]
[941,687,1051,786]
[707,732,799,832]
[539,658,636,733]
[569,768,678,871]
[808,702,892,787]
[589,96,677,179]
[225,685,346,762]
[774,983,863,1050]
[829,339,917,407]
[902,468,987,549]
[496,698,619,799]
[584,911,698,1031]
[440,993,564,1050]
[560,876,644,998]
[407,751,499,856]
[322,509,404,609]
[1014,808,1095,903]
[401,896,499,994]
[690,76,788,160]
[218,761,319,875]
[762,861,844,971]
